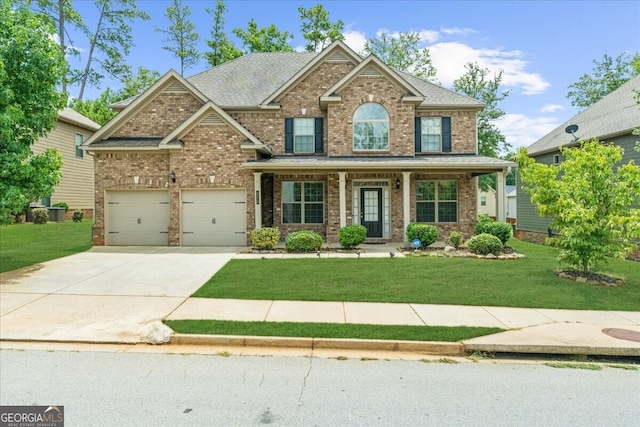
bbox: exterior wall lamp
[170,171,176,183]
[396,178,401,189]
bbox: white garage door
[181,190,246,246]
[106,191,170,246]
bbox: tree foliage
[1,0,67,224]
[204,0,241,67]
[363,32,438,82]
[154,0,199,76]
[298,3,344,52]
[515,140,640,272]
[232,18,294,53]
[567,52,640,110]
[70,66,160,125]
[77,0,150,100]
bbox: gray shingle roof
[187,52,317,107]
[58,107,100,130]
[527,75,640,155]
[400,72,485,108]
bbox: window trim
[293,118,314,153]
[75,133,84,158]
[416,179,458,223]
[420,117,441,152]
[281,181,324,224]
[353,103,389,151]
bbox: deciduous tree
[232,18,294,53]
[363,32,437,82]
[154,0,199,76]
[567,52,640,109]
[1,0,67,224]
[298,3,344,52]
[204,0,241,67]
[515,140,640,273]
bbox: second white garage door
[181,190,246,246]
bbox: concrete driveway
[0,247,238,344]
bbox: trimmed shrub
[467,233,503,256]
[31,208,49,224]
[53,201,69,210]
[475,217,512,244]
[445,231,464,249]
[72,209,84,223]
[338,225,367,248]
[250,227,280,250]
[406,223,438,247]
[285,230,323,252]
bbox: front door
[360,188,383,238]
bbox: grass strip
[0,221,93,273]
[164,319,503,342]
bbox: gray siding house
[517,75,640,243]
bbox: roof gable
[320,55,424,107]
[528,75,640,155]
[58,107,100,131]
[84,70,208,146]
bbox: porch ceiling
[242,155,516,174]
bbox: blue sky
[66,0,640,150]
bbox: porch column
[402,171,412,244]
[496,171,505,222]
[253,172,262,229]
[338,172,347,228]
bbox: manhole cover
[602,328,640,342]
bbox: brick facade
[89,46,501,247]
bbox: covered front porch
[244,156,515,245]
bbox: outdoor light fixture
[170,171,176,183]
[396,178,401,189]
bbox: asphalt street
[1,348,638,426]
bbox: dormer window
[353,103,389,151]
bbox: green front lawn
[193,240,640,311]
[165,319,502,342]
[0,221,93,273]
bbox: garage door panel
[182,190,246,246]
[106,191,169,246]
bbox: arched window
[353,103,389,151]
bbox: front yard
[193,239,640,311]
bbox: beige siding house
[84,41,515,246]
[31,108,100,217]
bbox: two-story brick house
[83,41,515,246]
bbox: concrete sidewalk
[1,245,639,357]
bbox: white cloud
[540,104,564,113]
[427,41,550,95]
[440,27,476,37]
[494,114,560,150]
[343,29,367,54]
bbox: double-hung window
[285,117,323,154]
[421,117,441,151]
[416,180,458,223]
[353,103,389,151]
[282,182,324,224]
[293,118,314,153]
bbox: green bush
[72,209,84,223]
[406,223,438,248]
[31,208,49,224]
[285,230,323,252]
[445,231,464,249]
[53,201,69,210]
[338,225,367,248]
[474,217,512,244]
[250,227,280,250]
[467,233,503,256]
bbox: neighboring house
[477,187,496,218]
[517,75,640,243]
[83,41,515,247]
[506,185,517,224]
[31,107,100,218]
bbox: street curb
[169,334,465,356]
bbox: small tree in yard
[515,140,640,273]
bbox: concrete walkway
[1,245,639,357]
